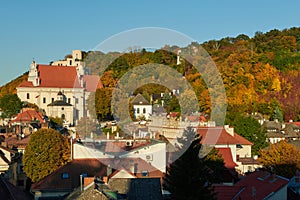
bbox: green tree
[233,115,268,155]
[270,106,284,122]
[258,141,300,178]
[164,128,216,200]
[23,129,70,182]
[0,94,22,118]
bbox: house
[197,125,261,174]
[31,158,107,199]
[0,145,16,173]
[73,139,167,173]
[10,108,45,135]
[132,94,152,120]
[214,170,289,200]
[17,50,103,125]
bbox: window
[141,170,149,177]
[75,98,79,104]
[62,173,69,179]
[68,98,71,104]
[52,98,54,102]
[26,93,30,99]
[69,60,72,65]
[43,97,46,104]
[137,108,140,114]
[61,114,65,120]
[143,108,146,114]
[61,107,64,111]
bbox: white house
[132,94,152,120]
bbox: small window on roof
[141,170,149,177]
[62,173,69,179]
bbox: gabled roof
[31,159,107,191]
[83,75,103,92]
[18,65,82,89]
[132,94,150,105]
[197,127,252,145]
[10,108,44,124]
[214,170,289,200]
[235,170,289,199]
[216,147,238,168]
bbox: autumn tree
[0,94,22,118]
[95,88,113,121]
[23,129,70,182]
[258,140,300,178]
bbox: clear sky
[0,0,299,86]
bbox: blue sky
[0,0,300,86]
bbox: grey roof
[132,94,150,105]
[47,100,72,107]
[127,178,163,200]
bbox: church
[16,50,103,125]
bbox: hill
[0,72,28,98]
[3,27,300,123]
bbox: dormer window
[62,173,69,179]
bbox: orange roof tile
[197,127,252,145]
[216,147,238,168]
[10,109,44,124]
[18,65,82,89]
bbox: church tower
[28,61,40,86]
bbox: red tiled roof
[233,133,253,145]
[235,171,289,200]
[197,127,252,145]
[83,75,103,92]
[104,141,152,153]
[216,147,238,169]
[214,185,245,200]
[10,109,44,124]
[31,159,106,191]
[18,65,82,89]
[214,171,289,200]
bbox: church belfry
[28,60,40,86]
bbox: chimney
[224,125,234,136]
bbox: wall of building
[133,105,152,120]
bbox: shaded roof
[132,94,150,105]
[214,185,245,200]
[0,176,32,200]
[10,108,44,124]
[5,135,31,149]
[216,147,238,168]
[127,178,163,200]
[235,170,289,199]
[18,65,82,88]
[214,170,289,200]
[197,127,252,145]
[31,159,107,191]
[83,75,103,92]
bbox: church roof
[18,65,82,89]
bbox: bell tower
[28,60,40,86]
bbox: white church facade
[16,50,102,125]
